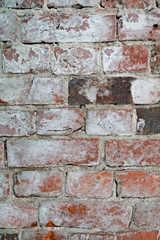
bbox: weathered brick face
[0,0,160,238]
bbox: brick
[0,111,35,136]
[134,201,160,227]
[39,201,132,229]
[2,46,49,73]
[69,77,160,105]
[66,171,113,198]
[137,107,160,134]
[21,14,116,43]
[71,233,114,240]
[151,45,160,74]
[51,47,100,75]
[0,77,65,105]
[102,46,148,73]
[14,170,62,197]
[119,14,160,40]
[86,109,132,136]
[47,0,99,7]
[100,0,151,8]
[0,173,9,200]
[0,203,37,228]
[4,0,44,8]
[69,77,134,105]
[0,234,19,240]
[131,78,160,104]
[7,139,98,167]
[117,231,160,240]
[0,142,5,168]
[116,171,160,197]
[37,108,83,135]
[106,139,160,166]
[22,230,67,240]
[0,13,18,41]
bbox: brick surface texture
[0,0,160,239]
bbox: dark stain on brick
[68,77,134,105]
[137,107,160,135]
[0,233,19,240]
[151,45,160,74]
[97,77,134,104]
[68,78,92,105]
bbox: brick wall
[0,0,160,239]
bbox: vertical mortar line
[43,0,48,9]
[112,171,118,198]
[62,169,68,198]
[99,138,106,166]
[9,169,15,200]
[132,108,137,137]
[19,230,23,240]
[114,234,117,240]
[128,199,136,229]
[4,140,8,168]
[34,109,37,135]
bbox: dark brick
[151,45,160,74]
[137,107,160,134]
[157,0,160,7]
[0,234,19,240]
[68,77,134,105]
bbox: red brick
[106,139,160,166]
[117,231,160,240]
[0,111,35,136]
[86,109,132,136]
[22,230,68,240]
[137,107,160,134]
[71,233,114,240]
[0,203,37,228]
[39,201,132,229]
[0,77,65,105]
[47,0,98,8]
[0,13,18,41]
[66,171,113,198]
[151,45,160,74]
[116,171,160,197]
[2,46,49,73]
[100,0,151,8]
[0,142,5,168]
[7,139,99,167]
[119,14,160,40]
[102,45,148,73]
[14,170,62,197]
[4,0,44,8]
[0,173,9,200]
[51,47,100,75]
[134,201,160,227]
[37,108,83,135]
[21,14,116,43]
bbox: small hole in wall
[153,24,158,29]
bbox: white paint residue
[103,47,124,72]
[131,78,160,104]
[122,14,147,31]
[137,118,145,131]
